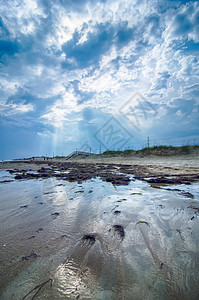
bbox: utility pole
[99,144,101,154]
[147,136,150,148]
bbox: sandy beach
[0,154,199,299]
[1,153,199,174]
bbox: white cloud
[0,0,45,37]
[163,1,199,44]
[177,56,199,80]
[45,7,91,49]
[44,0,158,52]
[1,0,198,148]
[37,130,52,137]
[0,102,34,116]
[41,104,69,128]
[40,87,82,127]
[15,103,34,112]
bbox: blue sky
[0,0,199,159]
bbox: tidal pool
[0,171,199,299]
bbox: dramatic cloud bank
[0,0,199,159]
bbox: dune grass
[102,145,199,157]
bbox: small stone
[28,235,35,239]
[20,205,28,208]
[51,212,60,218]
[114,210,121,215]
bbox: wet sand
[0,156,199,299]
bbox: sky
[0,0,199,159]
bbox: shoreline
[0,155,199,299]
[0,155,199,185]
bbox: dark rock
[41,173,50,178]
[28,235,35,239]
[0,180,13,183]
[51,212,60,218]
[114,210,121,215]
[15,175,23,180]
[20,205,28,208]
[146,176,194,185]
[8,170,15,174]
[100,173,130,186]
[44,191,57,195]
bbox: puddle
[0,171,199,299]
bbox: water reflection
[56,259,89,297]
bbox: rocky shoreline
[0,158,199,186]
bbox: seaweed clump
[82,234,96,245]
[113,225,125,240]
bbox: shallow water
[0,171,199,299]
